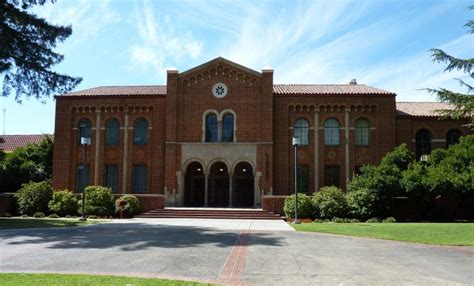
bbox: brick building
[52,57,472,213]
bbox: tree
[1,0,82,102]
[428,5,474,129]
[0,135,53,192]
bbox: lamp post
[79,124,91,221]
[292,137,300,224]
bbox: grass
[0,273,211,286]
[0,217,98,230]
[292,222,474,246]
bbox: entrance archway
[184,162,205,207]
[208,161,229,207]
[233,162,254,208]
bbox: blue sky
[1,0,472,134]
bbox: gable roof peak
[179,57,262,77]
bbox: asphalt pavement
[0,219,472,285]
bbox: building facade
[52,58,472,213]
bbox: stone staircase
[135,207,282,220]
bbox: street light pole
[79,124,91,221]
[292,137,300,224]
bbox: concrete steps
[135,207,282,220]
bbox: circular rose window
[212,82,228,98]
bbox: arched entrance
[233,162,254,208]
[208,161,229,207]
[184,162,205,207]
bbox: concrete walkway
[0,219,472,285]
[111,218,295,232]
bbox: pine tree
[428,6,473,129]
[0,0,82,102]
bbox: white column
[314,109,320,192]
[122,111,129,194]
[94,110,101,185]
[345,109,350,188]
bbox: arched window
[446,129,461,148]
[324,118,340,145]
[222,113,234,142]
[133,118,148,145]
[415,129,431,160]
[205,113,218,142]
[105,119,120,145]
[293,118,309,145]
[77,118,92,145]
[355,118,370,146]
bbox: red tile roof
[273,84,395,95]
[63,85,167,97]
[62,84,395,97]
[0,135,51,152]
[396,102,453,117]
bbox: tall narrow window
[324,166,340,188]
[324,118,340,145]
[134,118,148,145]
[355,118,370,146]
[294,118,309,145]
[415,129,432,160]
[205,113,218,142]
[222,113,234,142]
[77,118,92,145]
[105,165,118,193]
[296,165,309,194]
[105,119,120,145]
[132,165,148,193]
[76,165,89,192]
[446,129,461,148]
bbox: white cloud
[128,0,203,79]
[32,0,120,48]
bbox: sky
[1,0,472,135]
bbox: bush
[346,188,379,220]
[115,195,141,217]
[0,212,12,217]
[48,190,78,217]
[366,217,380,223]
[88,215,97,219]
[48,214,59,218]
[284,194,315,219]
[33,212,45,218]
[15,181,53,215]
[382,217,397,223]
[21,214,29,218]
[313,186,348,219]
[80,186,114,216]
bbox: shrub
[382,217,397,223]
[48,190,78,217]
[115,195,141,218]
[346,188,379,220]
[21,214,29,218]
[0,212,11,217]
[80,186,114,216]
[284,193,315,219]
[48,214,59,218]
[33,212,45,218]
[88,215,97,219]
[15,181,53,215]
[331,217,346,223]
[313,186,348,219]
[366,217,380,223]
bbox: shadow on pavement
[0,222,284,251]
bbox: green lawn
[0,273,211,286]
[0,218,98,229]
[292,222,474,246]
